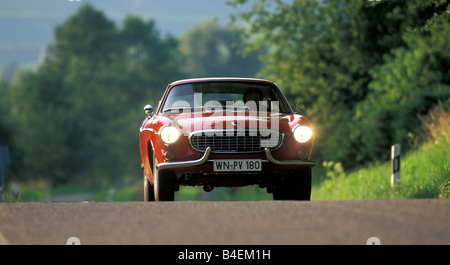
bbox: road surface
[0,199,448,245]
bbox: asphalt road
[0,199,448,245]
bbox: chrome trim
[188,128,283,153]
[156,147,212,170]
[144,104,154,117]
[156,146,315,170]
[139,117,157,134]
[139,117,149,132]
[264,148,316,166]
[140,128,157,134]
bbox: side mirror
[294,103,306,115]
[144,104,154,117]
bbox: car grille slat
[189,129,282,153]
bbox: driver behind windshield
[243,88,263,111]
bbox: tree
[49,4,119,67]
[120,15,185,107]
[7,4,185,185]
[9,64,70,183]
[0,79,11,145]
[228,0,450,167]
[355,15,450,162]
[179,19,261,78]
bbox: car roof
[168,77,277,87]
[156,77,293,115]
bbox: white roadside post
[391,144,401,187]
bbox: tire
[153,155,176,201]
[144,171,155,201]
[273,167,311,201]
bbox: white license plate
[213,159,262,172]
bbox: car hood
[161,111,301,134]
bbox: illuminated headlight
[159,125,180,145]
[293,125,313,143]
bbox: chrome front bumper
[156,147,212,170]
[156,147,316,170]
[264,148,316,166]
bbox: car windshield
[160,81,291,114]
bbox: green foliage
[0,79,11,144]
[312,136,449,200]
[322,161,345,180]
[439,180,450,199]
[355,15,450,162]
[2,3,184,186]
[179,19,261,78]
[312,104,450,200]
[229,0,450,168]
[50,4,120,66]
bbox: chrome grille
[189,129,282,153]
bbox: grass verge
[311,139,449,200]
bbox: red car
[139,78,315,201]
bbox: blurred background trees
[0,4,185,186]
[179,19,261,77]
[0,0,448,188]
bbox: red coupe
[139,78,315,201]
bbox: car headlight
[293,125,313,143]
[159,125,180,145]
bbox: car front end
[139,78,316,200]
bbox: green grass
[15,180,50,202]
[311,137,449,200]
[91,185,141,201]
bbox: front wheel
[272,167,312,201]
[144,171,155,201]
[153,155,176,201]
